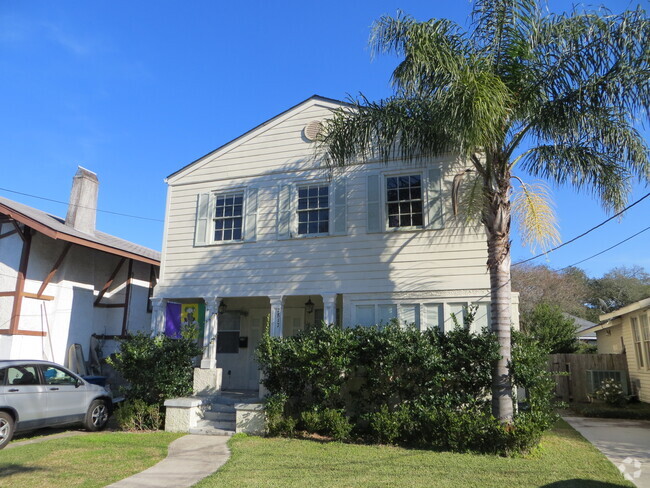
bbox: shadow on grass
[0,464,44,478]
[541,481,630,487]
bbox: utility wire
[0,186,164,222]
[513,191,650,267]
[558,225,650,271]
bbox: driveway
[564,416,650,488]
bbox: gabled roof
[0,196,160,265]
[166,94,348,183]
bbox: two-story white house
[152,95,518,393]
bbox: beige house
[152,95,519,396]
[586,297,650,402]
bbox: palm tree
[318,0,650,422]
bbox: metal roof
[0,196,160,265]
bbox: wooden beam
[0,291,54,300]
[0,329,46,337]
[94,257,126,307]
[37,242,72,297]
[11,220,26,243]
[9,227,31,333]
[121,259,134,336]
[0,229,18,240]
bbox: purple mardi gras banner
[165,302,182,338]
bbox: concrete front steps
[187,390,261,436]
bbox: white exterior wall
[0,229,154,364]
[157,99,494,308]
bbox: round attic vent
[303,120,322,141]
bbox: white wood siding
[158,99,490,299]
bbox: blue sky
[0,0,647,278]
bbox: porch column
[269,295,285,337]
[322,293,337,326]
[201,297,220,369]
[150,297,166,336]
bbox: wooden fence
[547,353,630,403]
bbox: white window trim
[209,186,247,245]
[293,180,331,238]
[350,299,490,332]
[383,171,426,232]
[367,166,443,234]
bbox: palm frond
[512,179,560,252]
[455,171,485,224]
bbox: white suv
[0,360,113,449]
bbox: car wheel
[85,400,109,431]
[0,412,14,449]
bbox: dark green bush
[257,318,556,455]
[108,327,202,429]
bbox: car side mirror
[75,378,82,388]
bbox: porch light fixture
[218,300,227,314]
[305,297,314,314]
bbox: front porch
[152,294,341,435]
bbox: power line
[558,225,650,271]
[513,191,650,267]
[0,186,164,223]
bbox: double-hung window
[640,314,650,370]
[297,184,329,235]
[194,187,257,246]
[367,167,443,233]
[632,317,644,369]
[386,175,423,228]
[213,192,244,242]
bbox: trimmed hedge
[257,321,556,455]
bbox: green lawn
[195,420,633,488]
[0,432,183,488]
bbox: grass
[0,431,183,488]
[194,420,633,488]
[571,401,650,420]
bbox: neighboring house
[151,95,519,393]
[565,313,597,345]
[584,297,650,402]
[0,167,160,370]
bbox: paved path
[106,435,231,488]
[564,416,650,488]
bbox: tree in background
[587,265,650,315]
[318,1,650,422]
[521,302,579,353]
[512,264,589,317]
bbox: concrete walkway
[564,416,650,488]
[106,435,231,488]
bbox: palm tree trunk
[485,178,514,423]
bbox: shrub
[115,399,163,431]
[107,326,202,429]
[257,317,555,455]
[594,378,627,406]
[521,303,579,353]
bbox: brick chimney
[65,166,99,235]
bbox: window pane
[425,304,442,330]
[378,304,397,325]
[385,174,423,229]
[356,305,375,327]
[297,185,329,235]
[223,229,232,240]
[400,304,420,329]
[233,229,242,240]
